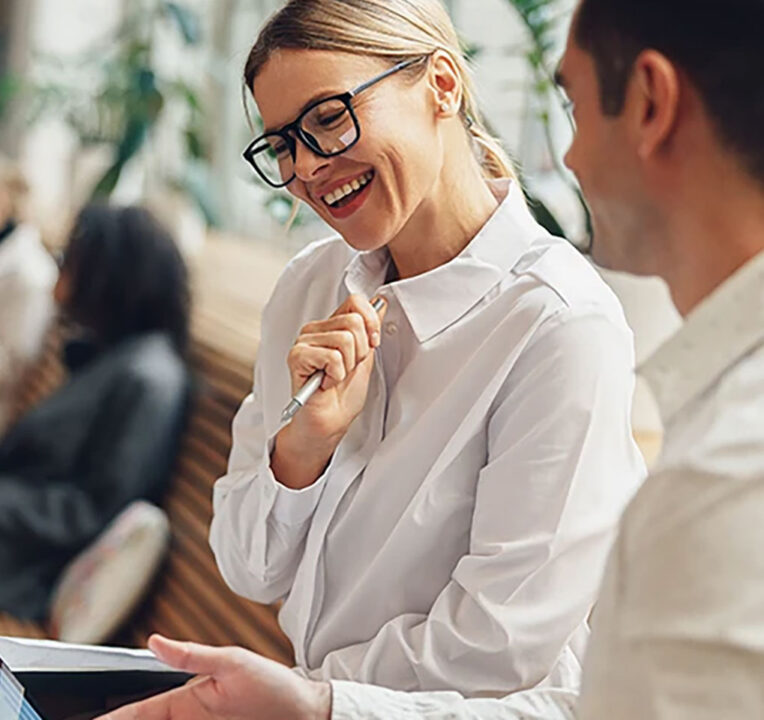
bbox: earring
[440,102,450,113]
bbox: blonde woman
[209,0,644,698]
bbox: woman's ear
[427,50,462,118]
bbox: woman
[0,204,192,620]
[211,0,644,697]
[0,158,57,434]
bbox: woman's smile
[315,170,376,220]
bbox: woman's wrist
[271,422,342,490]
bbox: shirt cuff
[261,435,332,525]
[330,681,579,720]
[330,681,424,720]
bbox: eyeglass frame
[242,56,428,189]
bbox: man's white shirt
[325,250,764,717]
[578,249,764,719]
[210,180,644,697]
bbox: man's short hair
[575,0,764,183]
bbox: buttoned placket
[377,300,403,431]
[291,353,387,666]
[289,271,392,666]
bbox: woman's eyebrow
[264,89,342,133]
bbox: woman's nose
[293,140,331,181]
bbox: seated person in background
[0,203,192,621]
[0,158,58,434]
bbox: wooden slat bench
[0,332,294,666]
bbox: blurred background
[0,0,686,669]
[0,0,681,434]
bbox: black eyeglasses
[242,56,427,188]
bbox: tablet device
[0,656,46,720]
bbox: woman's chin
[339,233,387,253]
[339,219,392,252]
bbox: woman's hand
[97,635,331,720]
[272,295,386,489]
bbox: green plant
[504,0,592,249]
[0,73,20,121]
[31,1,218,225]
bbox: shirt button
[384,322,398,336]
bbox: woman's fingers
[291,296,387,387]
[331,294,386,348]
[296,330,358,373]
[288,295,388,394]
[301,312,371,359]
[288,343,347,388]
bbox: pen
[281,296,386,424]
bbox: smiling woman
[208,0,645,700]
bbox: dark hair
[575,0,764,182]
[61,204,190,354]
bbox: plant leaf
[525,193,566,237]
[91,160,125,198]
[163,2,202,45]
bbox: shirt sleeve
[331,681,578,720]
[309,310,645,693]
[209,358,332,605]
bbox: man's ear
[427,50,463,117]
[628,49,681,160]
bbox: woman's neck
[386,152,500,280]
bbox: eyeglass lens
[251,98,359,185]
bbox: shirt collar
[343,179,543,343]
[640,249,764,425]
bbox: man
[102,0,764,717]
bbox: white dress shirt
[0,223,57,433]
[578,249,764,719]
[210,180,644,697]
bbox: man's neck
[661,177,764,316]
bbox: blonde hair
[244,0,515,182]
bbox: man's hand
[98,635,331,720]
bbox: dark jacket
[0,331,191,619]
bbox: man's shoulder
[623,342,764,555]
[661,341,764,469]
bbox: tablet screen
[0,658,45,720]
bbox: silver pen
[281,296,386,424]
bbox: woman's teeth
[323,171,374,207]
